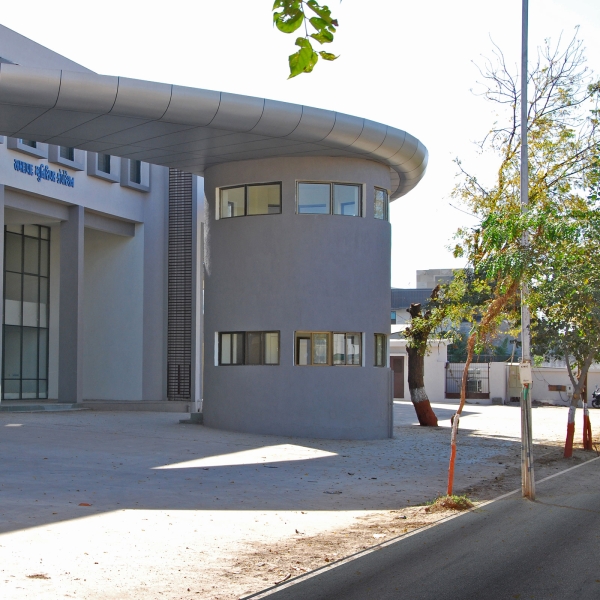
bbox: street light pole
[520,0,535,500]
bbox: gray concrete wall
[203,157,392,439]
[83,227,144,400]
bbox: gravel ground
[0,401,598,599]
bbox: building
[0,25,427,439]
[391,287,434,327]
[416,268,455,289]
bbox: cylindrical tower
[203,156,393,439]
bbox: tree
[272,1,339,78]
[402,287,442,427]
[402,271,490,427]
[530,181,600,456]
[447,32,600,490]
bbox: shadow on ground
[0,404,591,537]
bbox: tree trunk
[407,345,438,426]
[564,399,577,458]
[564,354,595,457]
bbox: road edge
[242,453,600,599]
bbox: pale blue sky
[2,1,599,286]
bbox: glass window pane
[375,334,385,367]
[298,183,330,214]
[5,272,22,326]
[346,333,361,365]
[21,379,37,399]
[39,278,49,328]
[333,184,361,216]
[40,226,49,240]
[23,275,39,327]
[60,146,74,161]
[130,160,142,184]
[297,336,311,365]
[40,240,49,277]
[38,329,48,379]
[264,332,279,365]
[312,333,329,365]
[38,379,48,399]
[220,333,231,364]
[98,153,111,173]
[6,225,22,234]
[23,237,39,274]
[247,184,281,215]
[5,232,22,273]
[246,332,262,365]
[232,333,244,365]
[220,187,245,218]
[24,225,39,238]
[22,328,38,379]
[3,379,20,399]
[4,325,22,379]
[333,333,345,365]
[374,188,388,220]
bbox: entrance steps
[0,402,89,413]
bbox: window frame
[374,334,387,367]
[374,187,389,221]
[296,181,363,217]
[218,331,280,365]
[3,224,51,400]
[295,331,363,366]
[333,332,362,366]
[218,182,282,219]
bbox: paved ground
[0,401,598,599]
[255,457,600,600]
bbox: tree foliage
[449,31,599,468]
[272,0,339,78]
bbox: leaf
[288,37,319,79]
[310,29,334,44]
[319,51,338,61]
[273,0,305,34]
[306,0,337,26]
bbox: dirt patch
[211,507,467,599]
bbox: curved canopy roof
[0,64,427,199]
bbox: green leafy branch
[272,0,339,78]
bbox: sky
[1,0,599,287]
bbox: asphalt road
[252,457,600,600]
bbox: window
[295,331,362,366]
[219,183,281,218]
[21,140,37,149]
[219,331,280,365]
[59,146,75,161]
[298,182,362,216]
[130,159,142,184]
[333,332,361,365]
[298,183,330,214]
[98,153,111,174]
[374,188,389,220]
[375,334,387,367]
[391,310,397,324]
[3,225,50,400]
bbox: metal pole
[520,0,535,500]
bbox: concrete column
[190,176,204,412]
[0,186,4,403]
[58,205,84,403]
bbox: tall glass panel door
[3,225,50,399]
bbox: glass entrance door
[3,225,50,400]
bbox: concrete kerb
[243,453,600,600]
